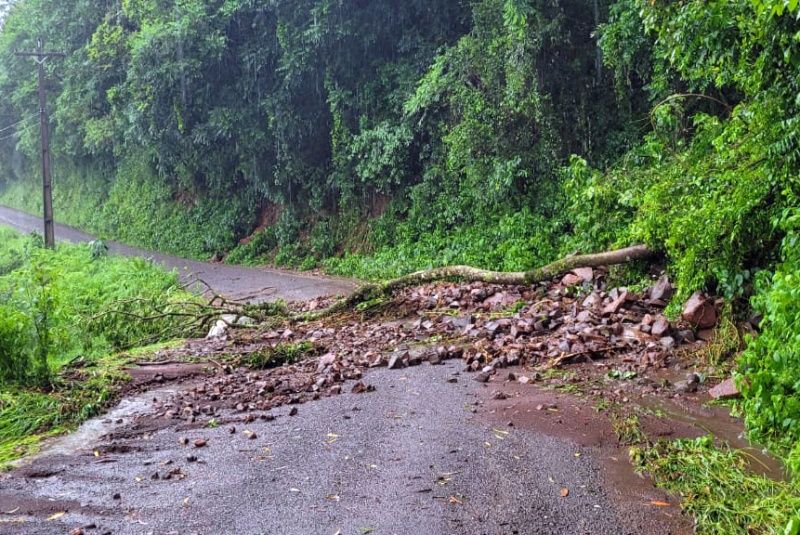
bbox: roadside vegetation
[632,437,800,535]
[0,228,199,462]
[0,0,799,531]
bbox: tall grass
[0,227,198,386]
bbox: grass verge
[631,436,800,535]
[0,341,179,466]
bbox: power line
[0,112,37,135]
[0,122,34,142]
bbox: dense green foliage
[739,216,800,475]
[0,228,194,386]
[0,0,630,263]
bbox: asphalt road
[0,205,692,535]
[0,362,689,535]
[0,204,357,302]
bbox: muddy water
[636,395,787,480]
[13,385,180,466]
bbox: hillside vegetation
[0,0,799,482]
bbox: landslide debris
[144,268,721,426]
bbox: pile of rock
[152,272,721,421]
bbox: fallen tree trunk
[306,244,657,319]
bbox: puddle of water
[636,395,786,481]
[13,386,178,466]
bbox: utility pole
[15,38,64,248]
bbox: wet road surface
[0,205,357,302]
[0,361,690,535]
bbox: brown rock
[650,275,674,302]
[602,291,628,316]
[387,350,408,369]
[709,378,740,400]
[682,292,717,329]
[582,292,601,309]
[474,371,492,383]
[697,329,716,342]
[193,439,207,448]
[572,267,594,282]
[651,316,670,337]
[351,381,375,394]
[316,352,336,373]
[561,273,583,287]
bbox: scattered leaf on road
[46,511,65,521]
[492,428,509,440]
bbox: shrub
[739,219,800,474]
[0,229,198,387]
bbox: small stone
[697,329,716,342]
[651,316,670,337]
[492,391,508,400]
[474,371,492,383]
[682,291,717,329]
[289,407,298,416]
[387,350,408,369]
[112,493,121,500]
[602,291,628,316]
[187,455,198,462]
[517,375,532,385]
[193,439,207,448]
[316,352,336,373]
[659,336,676,349]
[69,529,84,535]
[351,381,375,394]
[485,321,501,333]
[709,378,740,400]
[650,275,674,302]
[244,430,258,440]
[572,267,594,282]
